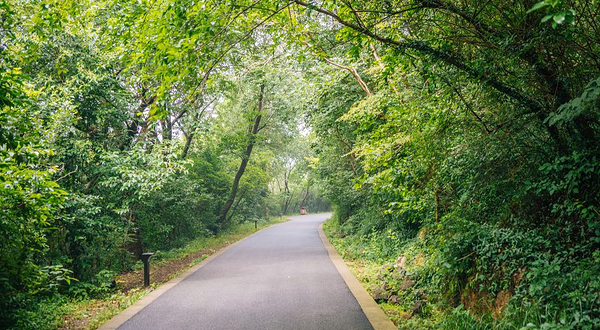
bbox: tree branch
[292,0,544,115]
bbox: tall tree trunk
[226,188,247,223]
[219,84,265,224]
[300,185,310,209]
[281,170,292,215]
[281,193,292,215]
[161,118,173,141]
[182,131,194,159]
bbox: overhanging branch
[292,0,543,114]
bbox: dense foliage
[0,0,598,329]
[0,1,328,328]
[303,0,599,328]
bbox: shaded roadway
[117,213,373,330]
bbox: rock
[415,253,425,267]
[372,282,393,301]
[372,287,390,301]
[411,300,424,315]
[381,264,393,273]
[394,255,406,274]
[381,281,392,291]
[400,279,415,290]
[418,228,427,241]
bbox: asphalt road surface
[117,213,373,330]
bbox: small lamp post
[141,252,154,287]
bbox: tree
[219,83,265,224]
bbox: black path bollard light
[141,252,154,287]
[254,220,258,230]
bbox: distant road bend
[115,213,374,330]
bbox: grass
[57,217,288,330]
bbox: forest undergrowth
[325,213,599,330]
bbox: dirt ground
[116,247,214,293]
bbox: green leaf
[527,1,550,14]
[541,14,553,23]
[553,11,567,24]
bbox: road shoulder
[318,223,397,330]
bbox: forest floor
[59,217,289,330]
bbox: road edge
[318,223,397,330]
[98,222,283,330]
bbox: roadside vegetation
[1,0,598,329]
[312,0,599,328]
[0,1,329,328]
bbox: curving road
[115,213,373,330]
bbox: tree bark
[323,57,372,96]
[226,188,247,223]
[181,131,194,159]
[218,84,265,224]
[300,185,309,209]
[281,168,293,215]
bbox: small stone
[411,300,424,315]
[418,228,427,241]
[415,253,425,267]
[381,264,393,272]
[400,279,415,290]
[372,287,390,301]
[394,255,406,274]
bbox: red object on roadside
[300,207,306,215]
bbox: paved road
[117,213,373,330]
